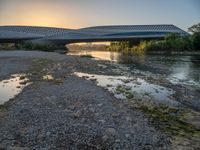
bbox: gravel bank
[0,51,171,149]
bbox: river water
[68,50,200,88]
[68,50,200,108]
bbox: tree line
[108,23,200,54]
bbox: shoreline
[0,50,200,149]
[146,51,200,56]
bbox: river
[68,50,200,88]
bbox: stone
[98,119,106,124]
[125,134,131,138]
[106,128,117,135]
[97,103,103,107]
[89,107,95,113]
[46,131,51,136]
[73,111,82,118]
[115,139,120,143]
[7,146,30,150]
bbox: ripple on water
[0,74,30,105]
[167,72,200,88]
[74,72,180,107]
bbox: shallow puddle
[43,74,54,80]
[168,72,200,87]
[0,74,30,105]
[74,72,180,107]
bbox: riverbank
[0,50,200,149]
[146,51,200,56]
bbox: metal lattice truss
[0,25,189,44]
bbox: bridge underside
[0,25,189,45]
[52,36,166,44]
[0,37,165,45]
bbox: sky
[0,0,199,31]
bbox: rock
[126,116,132,121]
[95,113,99,117]
[90,78,97,82]
[45,97,51,101]
[135,81,142,85]
[102,135,109,142]
[106,84,112,87]
[143,144,153,150]
[98,119,106,124]
[125,134,131,138]
[97,64,107,69]
[73,111,82,118]
[97,103,103,107]
[46,131,51,136]
[115,139,120,143]
[89,107,95,113]
[7,146,30,150]
[106,128,117,136]
[125,86,132,90]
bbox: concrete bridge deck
[0,25,189,44]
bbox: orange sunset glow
[0,0,199,30]
[0,0,90,29]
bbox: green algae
[0,104,7,112]
[125,91,134,99]
[130,101,200,139]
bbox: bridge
[0,25,189,44]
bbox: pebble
[125,134,131,138]
[97,103,103,107]
[106,128,117,135]
[73,111,82,118]
[89,107,95,113]
[98,119,106,124]
[46,131,51,136]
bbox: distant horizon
[0,0,199,31]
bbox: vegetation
[188,23,200,33]
[16,43,68,52]
[108,23,200,54]
[80,54,94,58]
[191,32,200,50]
[0,43,16,50]
[0,42,68,52]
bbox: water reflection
[68,50,200,87]
[74,72,179,107]
[0,74,30,105]
[68,50,146,64]
[167,56,200,87]
[43,74,54,80]
[68,50,120,62]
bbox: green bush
[0,43,16,50]
[107,33,195,54]
[191,33,200,50]
[165,33,180,41]
[0,42,68,52]
[17,43,68,52]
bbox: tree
[165,33,180,41]
[188,23,200,33]
[191,32,200,50]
